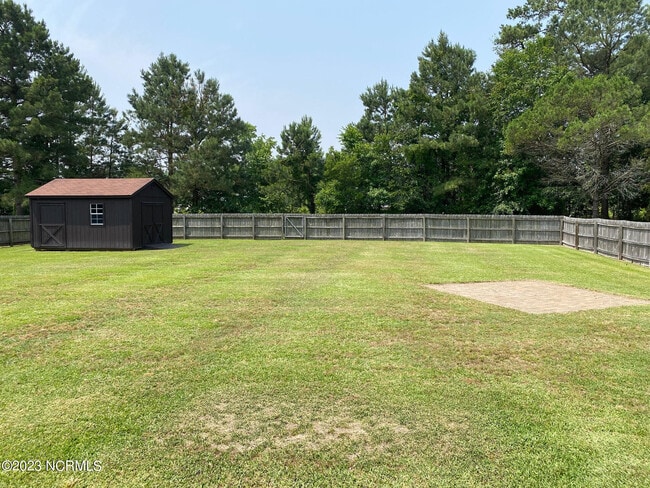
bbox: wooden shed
[26,178,173,250]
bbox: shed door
[39,203,66,248]
[142,203,164,245]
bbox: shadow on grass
[143,242,191,251]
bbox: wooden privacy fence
[172,214,650,265]
[562,217,650,266]
[173,214,563,243]
[0,216,30,246]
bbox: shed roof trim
[26,178,165,197]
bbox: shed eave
[131,179,175,200]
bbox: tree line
[1,0,649,219]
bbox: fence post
[593,222,599,254]
[422,216,426,242]
[466,216,471,243]
[219,214,224,239]
[383,215,387,241]
[511,216,516,244]
[303,216,307,240]
[617,225,624,261]
[8,216,14,247]
[559,217,564,245]
[575,222,580,250]
[252,214,256,240]
[182,214,187,239]
[342,215,346,240]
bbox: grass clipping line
[425,280,650,314]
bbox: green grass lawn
[0,240,649,487]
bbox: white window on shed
[90,203,104,225]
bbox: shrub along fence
[3,213,650,265]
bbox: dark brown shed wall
[133,183,173,247]
[31,198,134,249]
[65,198,133,249]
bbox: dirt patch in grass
[425,280,650,314]
[170,398,412,457]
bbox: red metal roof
[26,178,159,197]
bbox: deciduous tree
[505,74,650,218]
[497,0,649,76]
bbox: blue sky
[23,0,522,149]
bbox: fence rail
[4,214,650,266]
[0,216,30,246]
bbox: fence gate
[284,215,305,239]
